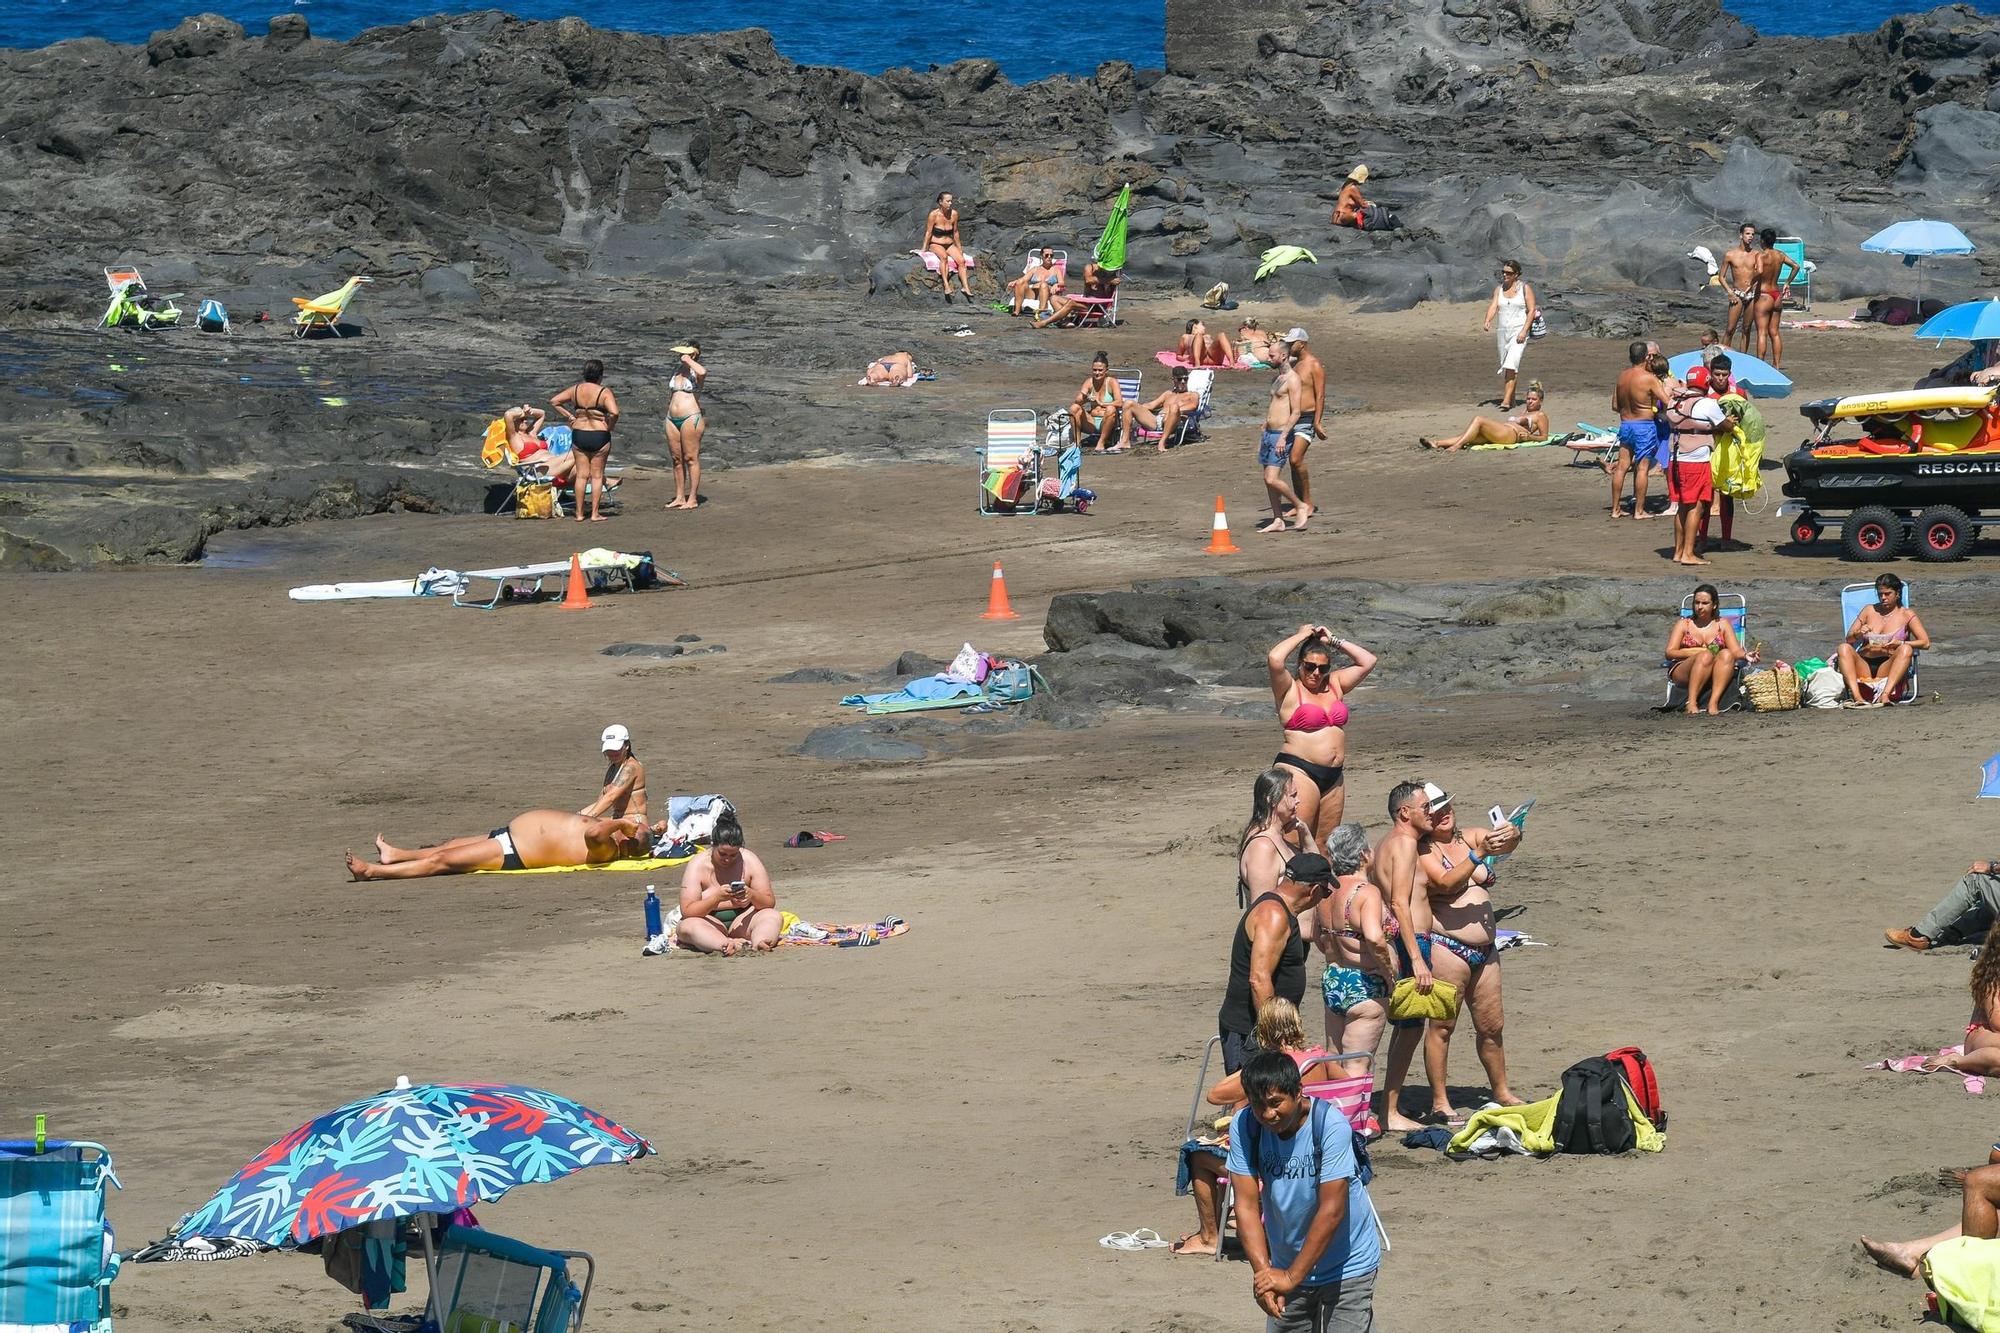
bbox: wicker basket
[1743,666,1801,712]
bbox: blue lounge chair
[1663,591,1748,711]
[428,1225,594,1333]
[0,1136,120,1333]
[1840,581,1920,704]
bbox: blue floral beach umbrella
[167,1079,653,1248]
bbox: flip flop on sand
[1098,1229,1170,1251]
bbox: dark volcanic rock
[601,643,685,658]
[796,724,928,762]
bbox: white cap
[601,723,631,752]
[1282,327,1310,343]
[1422,781,1452,812]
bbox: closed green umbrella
[1092,184,1132,271]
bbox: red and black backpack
[1604,1046,1665,1129]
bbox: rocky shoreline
[1,4,1996,567]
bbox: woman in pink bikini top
[1266,623,1379,846]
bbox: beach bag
[1742,666,1800,712]
[514,482,555,520]
[1356,203,1399,232]
[1528,311,1548,340]
[1923,1236,2000,1332]
[196,298,229,333]
[1802,666,1844,709]
[1604,1046,1665,1129]
[1387,977,1460,1023]
[983,660,1037,703]
[1552,1056,1636,1154]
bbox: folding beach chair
[1663,590,1748,710]
[293,275,372,338]
[1774,237,1813,311]
[1562,424,1619,469]
[1180,1038,1376,1263]
[0,1134,121,1333]
[429,1225,594,1333]
[1131,369,1215,450]
[979,409,1040,515]
[99,267,180,331]
[1013,248,1068,315]
[1070,284,1118,328]
[1841,581,1919,704]
[480,421,566,519]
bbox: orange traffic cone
[1204,495,1240,554]
[980,560,1019,620]
[556,553,595,610]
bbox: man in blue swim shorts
[1257,344,1313,533]
[1371,780,1438,1131]
[1610,339,1673,519]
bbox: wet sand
[5,297,1998,1331]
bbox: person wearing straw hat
[1332,165,1399,231]
[663,341,706,510]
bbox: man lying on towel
[346,810,653,880]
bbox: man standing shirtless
[1284,329,1326,521]
[1372,781,1437,1132]
[1721,223,1760,352]
[1259,346,1313,533]
[347,810,653,880]
[1611,341,1672,519]
[1414,783,1524,1123]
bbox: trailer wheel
[1915,506,1973,562]
[1790,514,1822,546]
[1841,506,1902,563]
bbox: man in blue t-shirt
[1226,1050,1383,1331]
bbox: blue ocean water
[2,0,1992,77]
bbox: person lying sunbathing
[346,810,653,880]
[1861,1140,2000,1278]
[1178,319,1233,367]
[1130,366,1202,452]
[1237,320,1277,367]
[675,813,780,954]
[1420,384,1549,450]
[1009,248,1064,316]
[861,352,934,386]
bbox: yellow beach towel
[1925,1236,2000,1331]
[472,851,697,876]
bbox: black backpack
[1552,1056,1636,1154]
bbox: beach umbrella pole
[420,1214,445,1332]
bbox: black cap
[1284,852,1336,885]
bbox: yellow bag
[480,417,508,468]
[1923,1236,2000,1332]
[514,481,555,520]
[1388,977,1460,1022]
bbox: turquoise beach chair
[430,1225,594,1333]
[1663,591,1748,711]
[1841,581,1919,704]
[1775,237,1812,310]
[0,1131,120,1333]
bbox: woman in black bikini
[551,360,619,523]
[1266,623,1379,847]
[920,191,972,304]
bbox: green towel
[1255,246,1318,281]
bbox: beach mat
[1154,350,1252,371]
[778,917,909,948]
[473,851,697,875]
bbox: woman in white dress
[1482,259,1537,411]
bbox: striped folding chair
[0,1135,121,1333]
[979,409,1040,515]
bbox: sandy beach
[6,286,2000,1330]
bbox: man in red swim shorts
[1666,368,1726,566]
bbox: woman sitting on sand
[1314,823,1396,1077]
[860,352,934,386]
[1237,319,1277,367]
[1664,582,1749,716]
[663,342,706,511]
[1862,931,2000,1274]
[550,360,618,523]
[1268,624,1378,844]
[1421,383,1550,451]
[1174,997,1329,1257]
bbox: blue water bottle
[644,884,663,940]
